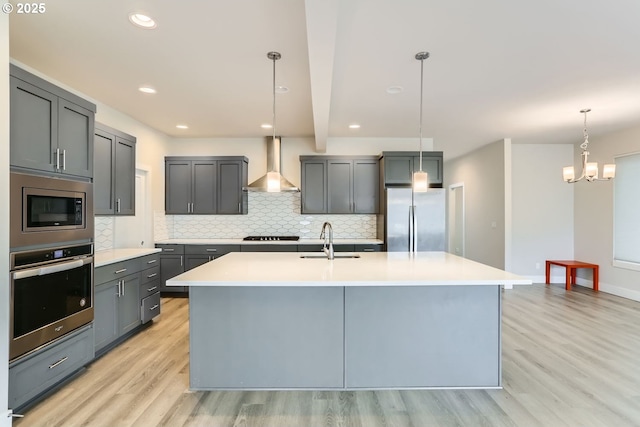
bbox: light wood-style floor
[15,284,640,427]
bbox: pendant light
[266,51,282,192]
[563,109,615,183]
[413,51,430,193]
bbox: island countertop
[167,251,532,287]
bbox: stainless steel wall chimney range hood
[244,136,299,192]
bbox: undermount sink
[300,254,361,259]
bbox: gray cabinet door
[165,160,192,214]
[159,254,185,293]
[94,281,119,353]
[301,159,327,213]
[217,160,243,214]
[192,160,217,214]
[10,76,58,173]
[57,98,94,178]
[93,129,115,214]
[118,274,141,335]
[418,154,443,185]
[114,137,136,215]
[327,160,353,213]
[353,159,379,213]
[185,255,210,271]
[384,156,414,185]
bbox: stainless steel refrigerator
[378,187,446,252]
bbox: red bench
[545,260,599,291]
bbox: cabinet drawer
[95,258,139,285]
[140,265,160,285]
[9,325,94,409]
[185,244,240,256]
[155,244,184,255]
[139,253,160,270]
[140,278,161,300]
[141,292,161,324]
[354,244,382,252]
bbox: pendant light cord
[419,56,424,172]
[272,54,276,142]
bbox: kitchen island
[167,251,531,390]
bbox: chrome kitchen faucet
[320,222,335,260]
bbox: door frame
[448,182,465,257]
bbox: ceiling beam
[304,0,338,152]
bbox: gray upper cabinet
[380,151,443,187]
[94,124,136,215]
[9,65,96,179]
[301,156,379,214]
[301,158,327,214]
[165,156,248,215]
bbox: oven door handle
[13,257,93,280]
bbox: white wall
[1,13,11,426]
[444,140,509,269]
[511,144,574,280]
[574,125,640,301]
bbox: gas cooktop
[242,236,300,241]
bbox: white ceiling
[9,0,640,159]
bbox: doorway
[448,183,465,257]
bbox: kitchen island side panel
[344,285,501,388]
[189,286,344,389]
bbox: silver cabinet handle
[54,148,60,170]
[180,255,183,267]
[115,268,127,274]
[116,280,122,297]
[147,259,157,264]
[147,273,157,278]
[121,278,125,296]
[116,198,121,213]
[163,248,175,252]
[48,356,68,369]
[147,286,157,292]
[363,248,374,252]
[206,248,217,252]
[238,202,241,213]
[149,304,159,311]
[62,149,66,170]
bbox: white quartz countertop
[156,238,383,245]
[95,248,162,267]
[167,251,532,287]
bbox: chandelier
[563,109,615,183]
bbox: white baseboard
[520,275,640,303]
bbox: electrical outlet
[535,262,541,270]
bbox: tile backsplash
[157,192,376,240]
[97,192,377,249]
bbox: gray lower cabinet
[94,253,160,356]
[300,156,379,214]
[165,156,248,215]
[9,324,94,411]
[185,244,240,268]
[94,123,136,215]
[298,244,382,252]
[379,151,443,187]
[9,64,96,179]
[157,244,186,294]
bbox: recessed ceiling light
[348,124,361,129]
[261,124,273,129]
[129,13,157,29]
[176,124,188,129]
[386,86,403,94]
[138,86,156,94]
[275,86,289,94]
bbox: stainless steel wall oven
[9,243,94,361]
[10,172,93,249]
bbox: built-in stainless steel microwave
[10,172,94,249]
